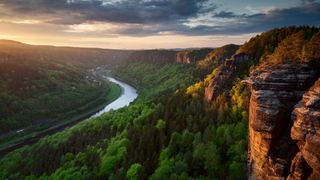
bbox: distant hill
[0,40,216,134]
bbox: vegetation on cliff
[197,44,239,70]
[268,30,319,64]
[176,48,213,64]
[237,26,319,62]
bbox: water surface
[91,77,138,117]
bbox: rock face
[205,53,250,101]
[176,49,212,64]
[127,49,212,64]
[246,63,319,179]
[289,78,320,179]
[176,51,193,64]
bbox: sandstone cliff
[126,49,213,64]
[201,27,320,179]
[289,78,320,179]
[197,44,239,69]
[204,52,250,101]
[176,48,212,64]
[245,63,320,179]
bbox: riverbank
[0,77,122,156]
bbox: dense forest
[0,26,319,179]
[0,40,129,150]
[0,56,249,179]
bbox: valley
[0,26,319,180]
[0,0,319,179]
[0,68,131,157]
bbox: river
[91,76,138,118]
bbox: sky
[0,0,319,49]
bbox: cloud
[213,11,239,18]
[0,0,214,24]
[181,2,320,35]
[301,0,317,3]
[240,3,320,32]
[0,0,319,37]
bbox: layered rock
[245,63,318,179]
[205,53,250,101]
[197,44,239,69]
[289,78,320,179]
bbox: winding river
[91,77,138,118]
[0,76,138,156]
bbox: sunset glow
[0,0,319,49]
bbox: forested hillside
[0,40,211,152]
[0,40,124,133]
[0,42,249,179]
[1,26,319,179]
[0,41,129,151]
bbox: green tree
[126,163,142,180]
[150,159,175,180]
[155,119,166,130]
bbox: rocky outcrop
[245,63,319,179]
[205,53,250,101]
[176,51,192,64]
[289,78,320,179]
[176,49,212,64]
[197,44,239,70]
